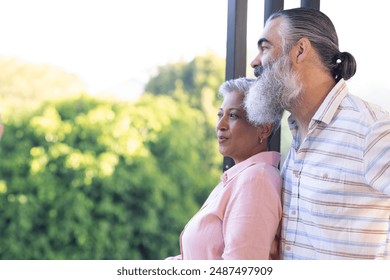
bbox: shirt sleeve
[364,118,390,196]
[221,165,282,260]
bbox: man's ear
[294,37,312,64]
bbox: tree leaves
[0,93,220,259]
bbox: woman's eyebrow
[218,107,244,111]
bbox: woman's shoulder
[235,161,282,194]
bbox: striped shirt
[281,79,390,259]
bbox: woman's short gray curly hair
[218,77,255,100]
[218,77,283,140]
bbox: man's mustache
[254,65,264,78]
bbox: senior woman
[167,77,284,260]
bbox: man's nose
[250,53,261,68]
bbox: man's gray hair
[269,8,356,82]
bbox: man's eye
[261,41,272,50]
[260,44,268,52]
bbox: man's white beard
[245,54,303,126]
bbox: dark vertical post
[225,0,248,80]
[223,0,248,172]
[300,0,320,9]
[264,0,284,153]
[264,0,284,24]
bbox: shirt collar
[287,79,349,128]
[221,151,280,185]
[312,79,349,125]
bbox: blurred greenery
[0,56,86,115]
[145,52,225,111]
[0,54,223,259]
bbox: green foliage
[0,94,220,259]
[145,52,225,111]
[0,56,86,114]
[0,52,230,259]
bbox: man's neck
[290,78,336,140]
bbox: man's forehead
[260,17,283,42]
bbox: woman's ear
[257,124,273,141]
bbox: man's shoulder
[340,94,390,124]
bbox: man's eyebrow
[257,38,270,47]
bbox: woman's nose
[216,114,228,131]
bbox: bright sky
[1,0,389,107]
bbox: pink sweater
[169,151,282,260]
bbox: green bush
[0,94,220,259]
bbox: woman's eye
[230,113,238,119]
[217,112,223,119]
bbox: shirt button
[293,170,299,178]
[285,245,292,251]
[291,210,297,216]
[222,173,228,183]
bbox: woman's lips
[218,135,228,144]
